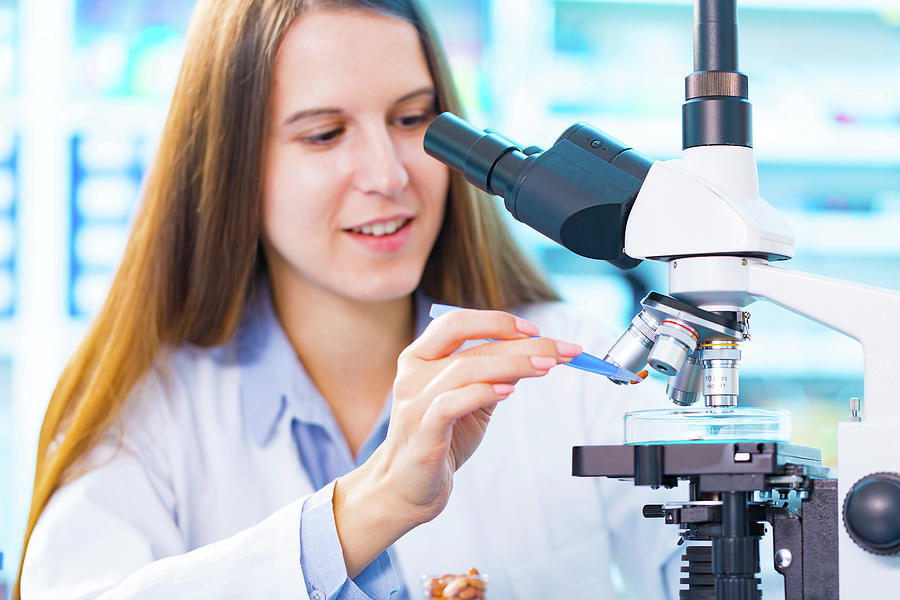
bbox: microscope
[423,1,900,598]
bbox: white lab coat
[21,302,686,599]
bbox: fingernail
[530,356,557,370]
[493,383,515,395]
[555,341,582,357]
[515,318,540,336]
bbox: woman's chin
[346,279,421,304]
[308,266,419,304]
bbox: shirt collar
[236,284,294,446]
[237,283,434,447]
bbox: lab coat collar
[236,281,434,448]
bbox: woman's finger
[455,336,582,361]
[403,309,539,361]
[420,354,556,401]
[419,382,512,443]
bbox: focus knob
[843,472,900,556]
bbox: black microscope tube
[683,0,752,148]
[695,0,738,72]
[422,112,481,179]
[722,491,749,537]
[424,112,524,194]
[714,491,761,597]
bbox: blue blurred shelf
[0,130,15,319]
[68,133,147,317]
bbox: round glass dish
[624,407,791,445]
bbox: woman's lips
[343,217,413,253]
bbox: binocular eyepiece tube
[424,111,652,266]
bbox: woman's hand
[333,308,581,577]
[382,308,581,521]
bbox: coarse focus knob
[843,472,900,556]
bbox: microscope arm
[670,256,900,422]
[749,262,900,423]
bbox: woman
[18,0,681,598]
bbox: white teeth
[351,218,408,237]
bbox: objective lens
[604,310,659,384]
[666,354,702,406]
[648,320,699,376]
[700,340,741,407]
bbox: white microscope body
[626,144,900,597]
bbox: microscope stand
[573,442,837,599]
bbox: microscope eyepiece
[424,112,652,267]
[423,112,526,195]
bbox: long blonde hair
[16,0,557,594]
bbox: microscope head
[624,146,796,274]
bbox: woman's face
[262,8,449,304]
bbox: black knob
[843,472,900,556]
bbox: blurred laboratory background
[0,0,898,594]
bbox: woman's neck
[267,271,415,452]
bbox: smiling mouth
[345,217,412,237]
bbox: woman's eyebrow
[282,87,436,127]
[282,107,342,127]
[394,86,436,104]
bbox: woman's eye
[301,127,344,145]
[393,114,430,129]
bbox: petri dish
[624,407,791,445]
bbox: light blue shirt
[237,285,432,600]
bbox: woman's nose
[354,127,410,196]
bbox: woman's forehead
[272,9,433,111]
